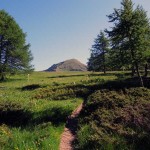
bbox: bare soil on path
[59,103,83,150]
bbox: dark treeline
[88,0,150,86]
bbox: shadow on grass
[22,84,42,91]
[62,76,150,102]
[98,77,150,90]
[47,72,124,79]
[0,103,72,128]
[0,78,24,83]
[0,102,32,127]
[34,76,150,103]
[32,107,72,126]
[88,72,131,77]
[47,74,87,79]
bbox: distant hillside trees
[88,0,150,86]
[88,31,109,73]
[0,10,33,80]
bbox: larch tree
[88,31,109,73]
[0,10,33,80]
[106,0,150,86]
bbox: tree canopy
[88,31,109,73]
[107,0,150,86]
[88,0,150,86]
[0,10,33,80]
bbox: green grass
[0,71,118,149]
[3,71,142,149]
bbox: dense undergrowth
[75,87,150,150]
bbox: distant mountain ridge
[45,59,87,72]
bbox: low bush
[76,88,150,150]
[34,85,90,100]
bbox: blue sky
[0,0,150,71]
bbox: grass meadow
[1,71,149,150]
[0,71,117,150]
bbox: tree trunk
[0,72,6,81]
[131,65,135,77]
[144,63,148,77]
[135,63,144,87]
[103,51,106,74]
[104,66,106,74]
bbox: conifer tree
[88,31,109,73]
[106,0,150,86]
[0,10,33,80]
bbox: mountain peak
[45,59,87,72]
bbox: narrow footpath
[59,103,83,150]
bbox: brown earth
[59,103,83,150]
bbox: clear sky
[0,0,150,71]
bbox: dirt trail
[59,103,83,150]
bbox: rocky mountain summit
[45,59,87,72]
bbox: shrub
[76,88,150,150]
[34,85,90,100]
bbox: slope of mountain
[45,59,87,72]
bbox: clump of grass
[75,124,96,150]
[0,124,12,149]
[76,87,150,150]
[1,122,64,150]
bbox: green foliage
[106,0,150,80]
[0,10,33,80]
[88,0,150,77]
[88,31,110,73]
